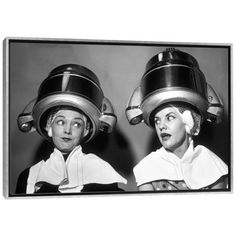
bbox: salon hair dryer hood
[18,64,117,142]
[126,48,223,127]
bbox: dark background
[8,40,230,194]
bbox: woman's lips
[61,137,72,142]
[160,133,171,141]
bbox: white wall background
[0,1,235,236]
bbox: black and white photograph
[1,1,236,236]
[3,38,231,197]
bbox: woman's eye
[167,115,175,121]
[56,120,64,125]
[73,122,82,128]
[154,119,161,125]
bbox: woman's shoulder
[83,153,120,170]
[15,167,30,194]
[15,160,45,194]
[82,152,127,184]
[194,145,228,169]
[203,175,229,190]
[83,152,102,160]
[133,148,163,172]
[83,152,111,166]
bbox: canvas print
[3,38,231,197]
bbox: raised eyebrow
[73,117,84,122]
[54,115,84,122]
[54,115,65,119]
[166,112,177,117]
[154,112,176,119]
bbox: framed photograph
[3,37,232,198]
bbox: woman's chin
[57,145,75,154]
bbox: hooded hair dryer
[18,64,117,142]
[126,48,223,128]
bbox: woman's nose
[159,120,167,131]
[64,123,72,134]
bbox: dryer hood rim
[32,93,102,142]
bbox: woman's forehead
[54,109,85,119]
[154,106,180,118]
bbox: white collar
[159,141,198,165]
[27,146,127,193]
[134,142,228,189]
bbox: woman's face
[154,106,189,155]
[48,109,88,153]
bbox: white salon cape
[26,146,127,193]
[134,142,228,189]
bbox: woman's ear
[193,124,200,136]
[48,127,52,137]
[83,128,89,138]
[82,121,90,138]
[185,125,192,135]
